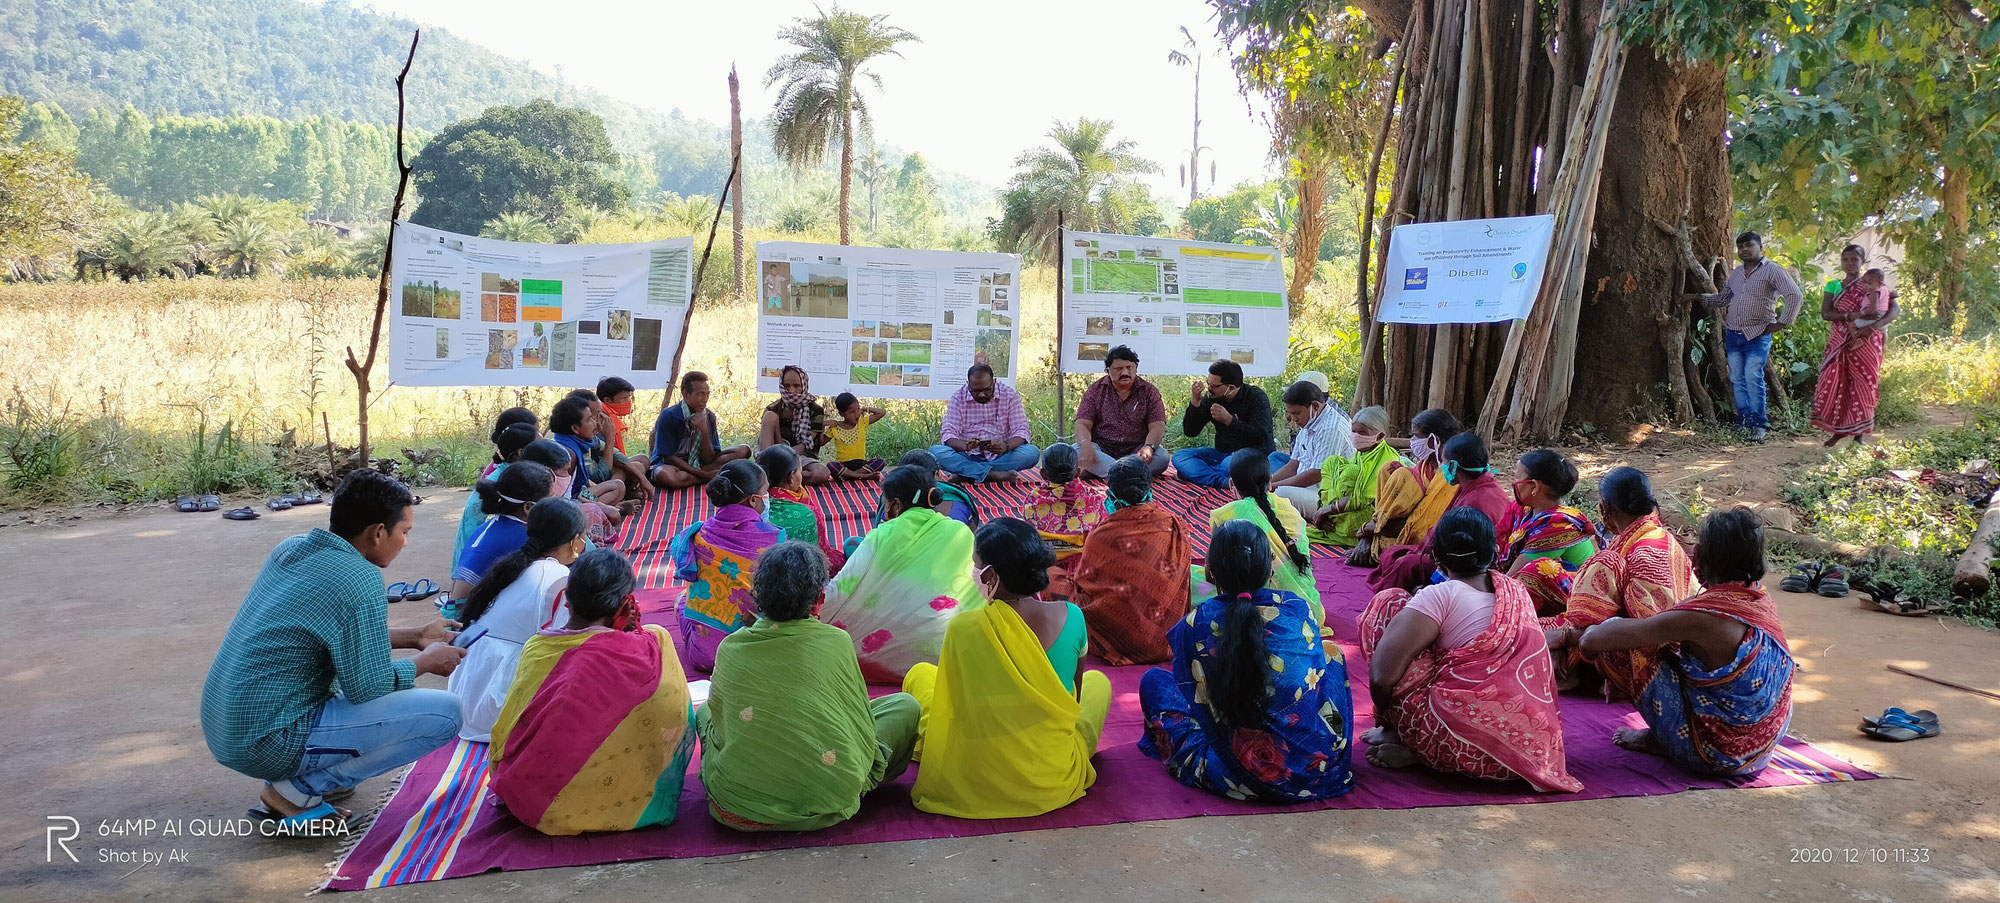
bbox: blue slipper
[386,581,410,604]
[401,578,441,603]
[1863,710,1943,741]
[247,800,349,831]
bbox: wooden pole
[1054,212,1067,442]
[663,148,740,406]
[1352,46,1404,411]
[345,30,419,468]
[729,66,745,302]
[1953,502,1998,599]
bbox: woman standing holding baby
[1810,243,1900,446]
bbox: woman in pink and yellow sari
[489,548,695,835]
[1361,507,1581,792]
[1811,246,1899,447]
[671,460,785,673]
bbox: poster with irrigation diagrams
[755,241,1022,400]
[388,223,692,388]
[1059,230,1290,377]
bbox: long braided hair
[1226,448,1310,572]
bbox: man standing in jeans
[1691,231,1803,441]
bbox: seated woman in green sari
[1297,406,1405,548]
[1202,449,1324,630]
[700,542,921,831]
[821,465,984,683]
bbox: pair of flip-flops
[387,578,441,604]
[173,495,221,512]
[1856,579,1946,617]
[1778,561,1850,597]
[266,491,324,511]
[1860,707,1941,741]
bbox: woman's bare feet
[1366,741,1420,768]
[1360,725,1397,746]
[1613,726,1662,755]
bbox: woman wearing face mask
[1068,455,1189,665]
[1539,466,1698,698]
[1346,408,1462,568]
[447,498,586,741]
[1368,432,1514,595]
[819,464,984,682]
[1498,450,1598,616]
[448,461,556,611]
[1294,406,1406,548]
[903,517,1111,819]
[671,459,785,673]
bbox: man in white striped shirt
[1270,379,1355,518]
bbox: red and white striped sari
[1810,281,1889,438]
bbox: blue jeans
[1171,447,1290,489]
[1724,329,1773,431]
[1072,441,1170,479]
[286,688,461,798]
[928,443,1042,481]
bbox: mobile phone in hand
[452,623,489,649]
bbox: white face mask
[1409,435,1434,462]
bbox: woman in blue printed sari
[1138,520,1355,802]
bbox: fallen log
[1953,503,1999,598]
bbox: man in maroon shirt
[1073,345,1168,478]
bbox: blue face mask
[1442,461,1488,483]
[1105,492,1153,514]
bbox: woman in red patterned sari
[1540,468,1699,699]
[1360,507,1581,792]
[1810,245,1899,447]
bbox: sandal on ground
[401,578,440,603]
[1865,581,1944,617]
[1779,561,1823,594]
[1816,565,1851,597]
[1860,707,1938,731]
[174,496,201,513]
[198,494,222,512]
[222,507,261,521]
[293,491,323,506]
[386,580,411,604]
[1862,710,1943,741]
[247,800,352,830]
[267,497,295,511]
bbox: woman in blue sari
[1139,520,1355,802]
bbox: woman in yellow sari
[903,517,1111,819]
[1347,409,1461,567]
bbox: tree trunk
[838,101,854,245]
[1564,51,1730,432]
[1290,158,1327,316]
[1939,161,1968,333]
[729,67,745,301]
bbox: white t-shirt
[1406,579,1497,650]
[1291,403,1356,468]
[447,558,572,741]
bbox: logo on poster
[1404,268,1428,289]
[1512,262,1529,280]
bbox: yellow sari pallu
[903,603,1111,819]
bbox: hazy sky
[365,0,1279,200]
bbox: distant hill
[0,0,687,149]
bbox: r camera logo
[1404,268,1428,289]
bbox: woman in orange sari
[1811,246,1899,447]
[1069,455,1189,665]
[1539,467,1698,698]
[1346,408,1461,568]
[1359,507,1580,792]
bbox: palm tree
[996,119,1162,262]
[655,193,719,235]
[556,206,615,243]
[102,211,185,281]
[216,219,289,277]
[482,212,555,244]
[765,5,920,245]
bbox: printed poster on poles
[388,222,693,388]
[1058,230,1290,377]
[1378,214,1556,325]
[755,241,1022,400]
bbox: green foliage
[480,211,556,244]
[409,99,628,235]
[993,119,1163,262]
[1623,1,1999,332]
[0,96,105,280]
[1778,413,2000,622]
[1209,1,1391,166]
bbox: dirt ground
[3,420,1997,902]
